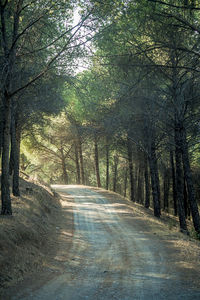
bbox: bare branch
[148,0,200,10]
[9,10,95,98]
[11,14,47,53]
[16,17,93,57]
[156,11,200,34]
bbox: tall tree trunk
[78,136,85,185]
[113,154,118,192]
[134,162,138,202]
[170,150,177,216]
[74,141,80,184]
[174,122,188,232]
[182,127,200,234]
[183,178,189,219]
[184,177,190,219]
[60,148,68,184]
[137,160,143,204]
[9,103,15,175]
[0,104,4,158]
[1,95,12,215]
[124,166,128,198]
[13,120,21,195]
[127,138,134,202]
[94,137,101,188]
[62,162,68,184]
[163,166,170,212]
[148,141,161,217]
[11,110,20,196]
[106,142,109,190]
[144,155,150,209]
[0,0,20,214]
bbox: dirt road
[10,185,200,299]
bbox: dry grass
[0,178,61,290]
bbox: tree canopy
[1,0,200,236]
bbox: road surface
[12,185,200,299]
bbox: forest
[0,0,200,237]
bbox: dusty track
[6,185,200,299]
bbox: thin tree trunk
[174,122,188,232]
[182,127,200,233]
[134,163,138,202]
[1,95,12,215]
[135,164,139,203]
[144,155,150,209]
[0,104,4,158]
[106,142,109,190]
[163,167,170,212]
[170,150,177,216]
[113,154,118,192]
[127,138,134,202]
[12,111,20,196]
[74,141,80,184]
[78,136,85,185]
[94,137,101,188]
[183,178,188,219]
[9,100,15,176]
[60,147,68,184]
[124,167,128,198]
[137,160,143,204]
[148,141,161,217]
[62,161,68,184]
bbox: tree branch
[156,12,200,34]
[9,9,94,98]
[148,0,200,10]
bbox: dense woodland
[0,0,200,236]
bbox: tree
[0,0,93,214]
[88,0,200,229]
[23,114,76,184]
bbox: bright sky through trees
[71,8,89,73]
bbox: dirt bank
[0,178,66,295]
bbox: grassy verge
[0,178,61,291]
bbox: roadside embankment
[0,178,62,291]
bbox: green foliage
[18,0,200,235]
[22,113,75,183]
